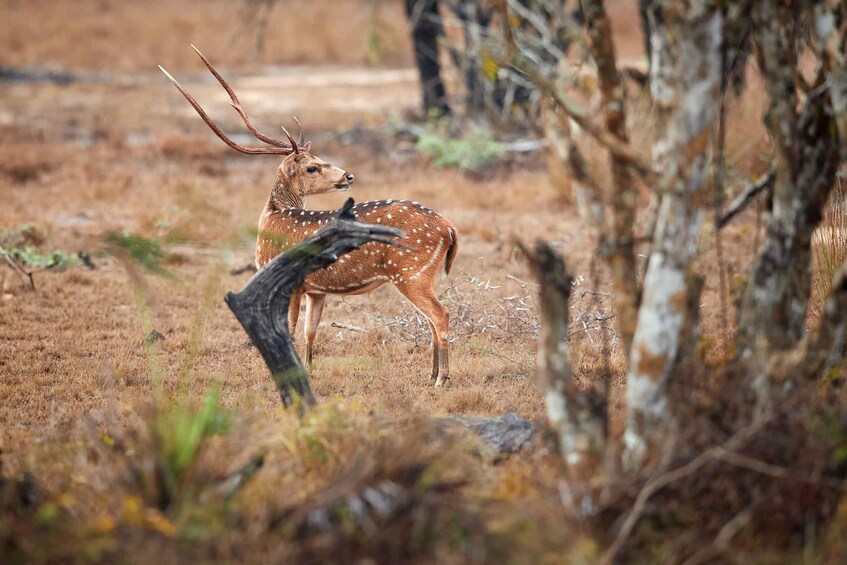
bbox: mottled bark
[521,242,605,473]
[541,99,605,231]
[737,2,841,370]
[624,2,722,467]
[582,0,639,359]
[814,1,847,161]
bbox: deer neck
[269,177,306,210]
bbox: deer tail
[444,227,459,275]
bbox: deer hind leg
[425,318,439,381]
[304,293,326,365]
[288,289,303,339]
[396,282,450,386]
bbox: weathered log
[225,198,406,408]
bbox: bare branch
[602,414,769,565]
[516,65,651,177]
[717,168,776,229]
[681,506,753,565]
[0,246,36,290]
[712,447,845,488]
[331,322,366,333]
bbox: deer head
[276,150,355,201]
[159,46,355,203]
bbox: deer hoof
[434,375,450,387]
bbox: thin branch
[681,506,753,565]
[600,414,770,565]
[0,246,35,290]
[717,168,776,229]
[713,47,731,337]
[713,447,845,488]
[515,65,652,177]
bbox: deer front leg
[304,293,326,365]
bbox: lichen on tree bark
[624,2,723,466]
[737,2,842,389]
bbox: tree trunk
[736,2,841,384]
[521,241,605,476]
[813,1,847,161]
[582,0,639,360]
[624,2,723,468]
[457,0,485,116]
[405,0,450,116]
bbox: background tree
[404,0,451,116]
[404,0,581,124]
[508,0,847,558]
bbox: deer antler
[189,45,304,150]
[280,124,299,154]
[159,47,306,155]
[292,116,311,152]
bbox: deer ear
[282,158,297,179]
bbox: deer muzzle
[334,172,355,191]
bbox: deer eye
[306,166,318,174]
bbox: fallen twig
[331,322,366,333]
[0,246,35,290]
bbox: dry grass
[0,0,412,71]
[810,177,847,322]
[3,1,845,561]
[0,4,604,557]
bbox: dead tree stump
[225,198,406,408]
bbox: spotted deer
[160,47,458,386]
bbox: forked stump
[225,198,405,408]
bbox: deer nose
[346,173,355,183]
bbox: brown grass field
[3,0,839,562]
